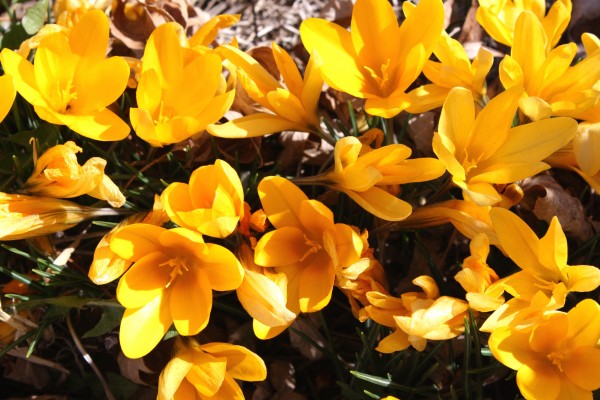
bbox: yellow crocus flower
[110,224,244,358]
[297,135,445,221]
[23,141,125,207]
[480,208,600,332]
[371,276,469,353]
[299,0,444,118]
[499,12,600,122]
[407,32,494,113]
[477,0,571,51]
[454,233,505,312]
[0,10,130,141]
[0,192,116,241]
[489,299,600,400]
[433,86,576,206]
[207,43,323,139]
[130,22,235,147]
[252,176,363,338]
[161,159,244,239]
[0,75,15,122]
[158,338,266,400]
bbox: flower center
[364,58,392,96]
[299,235,322,262]
[160,256,189,287]
[155,101,175,125]
[547,349,567,372]
[56,79,78,113]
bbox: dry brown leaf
[289,316,325,361]
[117,352,155,385]
[318,0,352,25]
[520,174,594,241]
[406,111,437,157]
[2,356,51,389]
[110,0,200,57]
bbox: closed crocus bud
[0,192,118,241]
[23,141,126,207]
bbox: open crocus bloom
[0,10,130,141]
[299,0,444,117]
[480,208,600,332]
[433,86,576,206]
[253,176,363,338]
[130,22,235,146]
[477,0,571,51]
[161,159,244,238]
[296,136,445,221]
[158,339,266,400]
[207,43,323,139]
[407,32,493,113]
[489,299,600,400]
[23,141,125,207]
[110,224,243,358]
[499,12,600,122]
[372,276,469,352]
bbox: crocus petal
[116,251,171,309]
[406,84,449,113]
[258,176,307,229]
[207,113,301,138]
[564,265,600,292]
[272,43,303,99]
[201,243,244,291]
[489,208,542,273]
[341,186,412,221]
[0,74,16,121]
[110,223,164,261]
[71,56,129,113]
[298,252,335,313]
[529,313,568,353]
[186,352,227,397]
[170,268,212,335]
[574,123,600,175]
[0,49,46,106]
[69,9,109,67]
[200,342,267,381]
[300,18,366,98]
[364,94,412,118]
[120,291,172,358]
[488,117,576,165]
[52,108,131,141]
[518,95,552,121]
[157,351,194,400]
[565,299,600,348]
[488,326,532,370]
[512,12,546,88]
[254,227,308,267]
[375,329,410,353]
[516,360,562,400]
[141,22,184,86]
[437,87,474,155]
[561,346,600,391]
[298,199,334,239]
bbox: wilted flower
[110,224,243,358]
[0,192,117,241]
[158,338,266,400]
[477,0,571,50]
[433,86,576,206]
[23,141,125,207]
[296,136,445,221]
[499,12,600,122]
[299,0,444,117]
[0,10,130,141]
[161,159,244,238]
[253,176,363,338]
[207,43,323,139]
[130,22,235,147]
[489,299,600,400]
